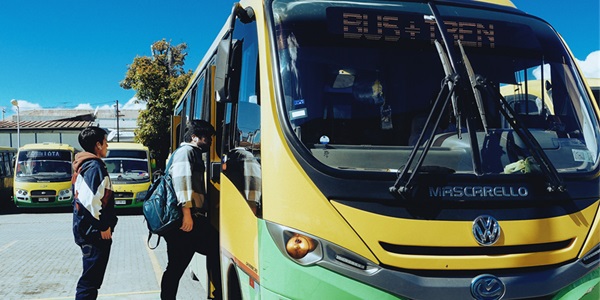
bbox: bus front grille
[114,192,134,199]
[31,190,57,196]
[380,239,574,256]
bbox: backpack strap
[164,146,182,176]
[147,231,162,250]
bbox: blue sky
[1,0,598,118]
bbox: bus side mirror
[215,40,243,103]
[215,39,232,103]
[215,3,255,103]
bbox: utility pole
[115,100,120,142]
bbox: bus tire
[227,266,242,300]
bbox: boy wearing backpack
[72,126,118,299]
[161,120,221,300]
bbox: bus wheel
[227,267,242,300]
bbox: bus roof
[18,143,75,151]
[0,146,16,151]
[107,142,149,151]
[473,0,515,7]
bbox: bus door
[0,148,16,204]
[215,4,262,297]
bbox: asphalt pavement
[0,206,208,299]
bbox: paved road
[0,207,208,299]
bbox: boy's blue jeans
[76,239,112,299]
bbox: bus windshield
[103,158,150,184]
[273,0,600,176]
[15,150,72,182]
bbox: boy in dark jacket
[72,126,118,299]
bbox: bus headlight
[58,188,72,200]
[267,222,323,265]
[286,233,317,259]
[267,221,381,275]
[14,189,29,201]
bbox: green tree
[120,39,192,169]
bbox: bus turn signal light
[285,233,316,259]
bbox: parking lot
[0,205,208,299]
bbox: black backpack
[142,148,182,249]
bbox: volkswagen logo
[471,274,505,300]
[473,215,501,246]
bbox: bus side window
[0,153,6,177]
[222,16,261,215]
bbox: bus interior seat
[509,99,548,129]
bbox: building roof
[0,120,94,130]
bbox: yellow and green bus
[103,142,152,208]
[0,146,17,205]
[173,0,600,299]
[13,143,74,208]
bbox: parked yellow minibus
[0,146,17,205]
[103,142,152,208]
[13,143,74,208]
[174,1,600,299]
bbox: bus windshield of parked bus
[15,150,72,182]
[104,149,150,184]
[273,0,600,178]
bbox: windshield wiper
[434,40,461,138]
[390,5,467,199]
[482,81,565,192]
[455,42,564,192]
[390,74,457,198]
[455,40,563,191]
[458,41,488,135]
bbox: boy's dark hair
[184,120,216,142]
[79,126,107,153]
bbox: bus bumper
[260,220,599,299]
[13,196,72,208]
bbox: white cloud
[3,97,145,118]
[121,97,146,110]
[9,99,42,113]
[532,64,551,80]
[73,103,94,110]
[577,50,600,79]
[73,97,146,111]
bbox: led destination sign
[21,150,71,161]
[328,8,496,48]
